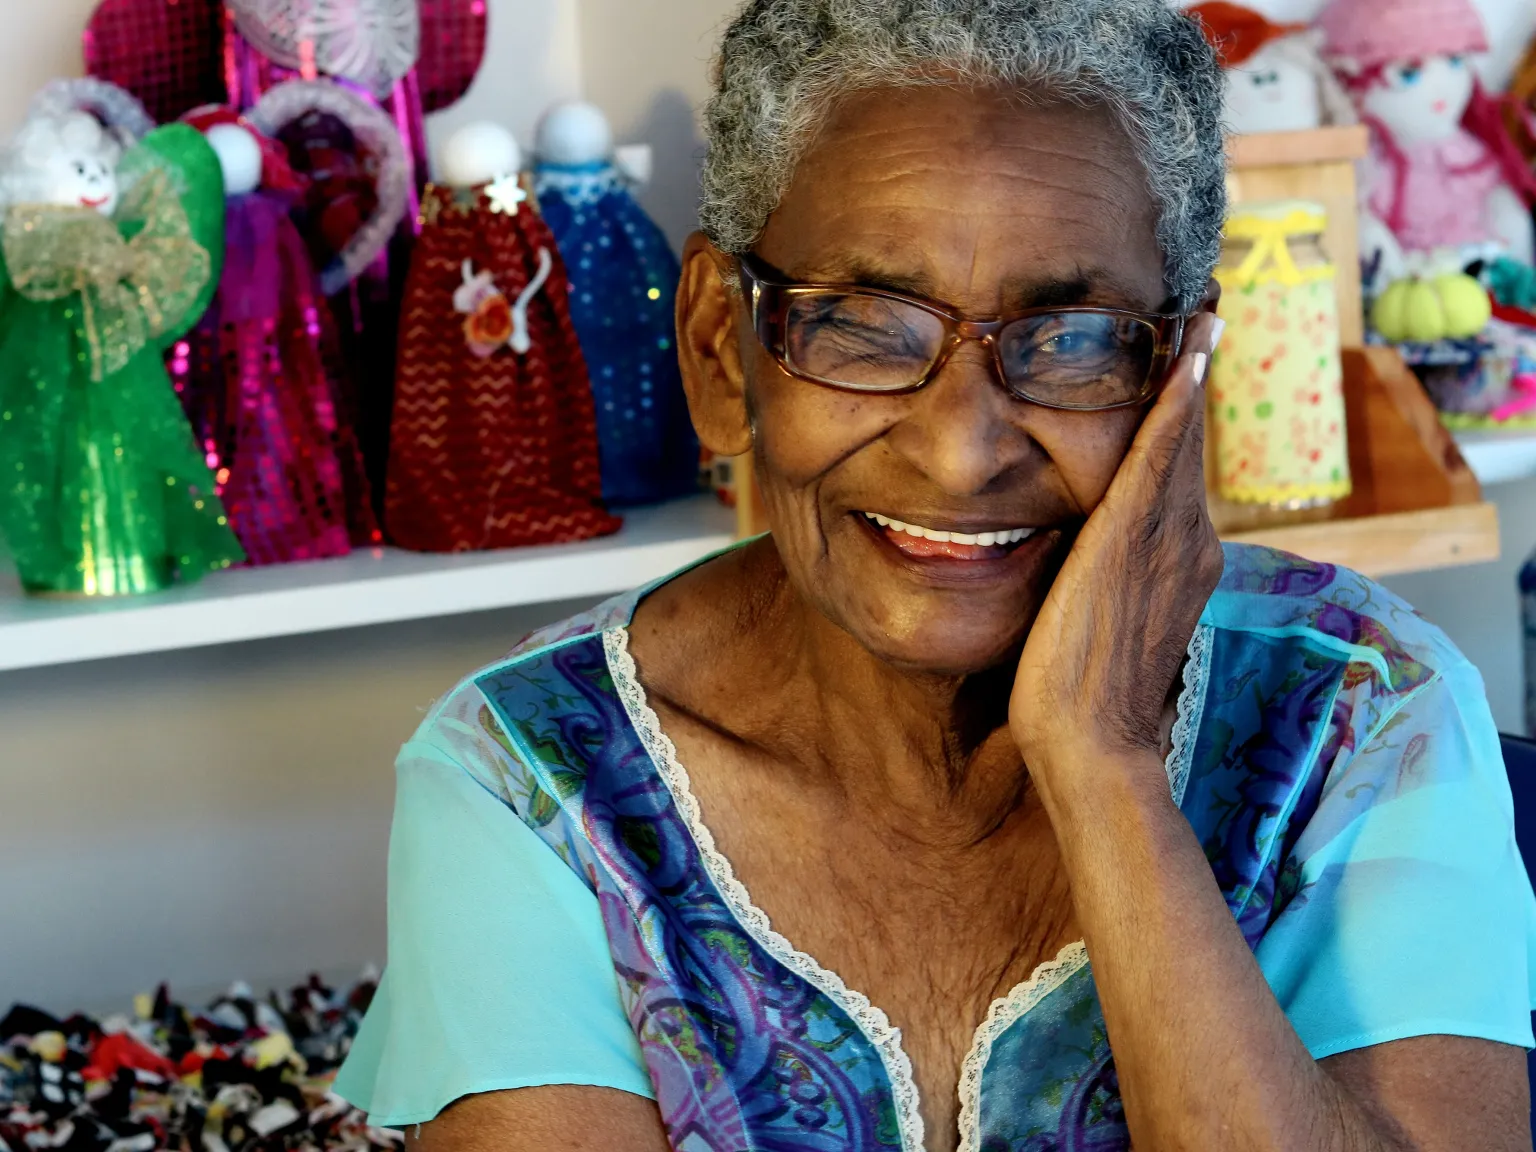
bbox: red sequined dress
[385,181,620,551]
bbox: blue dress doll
[533,102,698,507]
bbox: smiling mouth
[79,195,109,208]
[860,511,1038,562]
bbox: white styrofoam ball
[439,122,522,188]
[535,101,614,166]
[206,124,263,196]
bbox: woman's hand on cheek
[1009,316,1225,812]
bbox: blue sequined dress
[535,162,698,507]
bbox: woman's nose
[883,344,1034,496]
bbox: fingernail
[1192,352,1208,385]
[1209,318,1226,354]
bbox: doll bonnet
[1316,0,1488,74]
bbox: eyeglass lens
[783,292,1159,407]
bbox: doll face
[1225,41,1321,135]
[41,147,120,216]
[1361,54,1475,146]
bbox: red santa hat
[180,104,307,195]
[1187,2,1310,67]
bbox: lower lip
[79,196,109,208]
[856,515,1057,578]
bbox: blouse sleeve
[1255,659,1536,1060]
[332,736,654,1126]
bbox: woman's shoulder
[1206,542,1465,689]
[1190,543,1494,867]
[398,591,643,846]
[1184,546,1525,996]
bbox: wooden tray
[733,347,1499,580]
[1214,347,1499,578]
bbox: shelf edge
[0,532,735,674]
[1222,503,1500,579]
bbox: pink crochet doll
[1318,0,1536,277]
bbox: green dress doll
[0,111,244,596]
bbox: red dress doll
[386,123,619,551]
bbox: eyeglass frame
[736,253,1190,413]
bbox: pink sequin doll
[1318,0,1536,280]
[170,82,407,565]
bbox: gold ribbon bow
[3,169,211,382]
[1222,207,1334,290]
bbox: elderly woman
[334,1,1536,1148]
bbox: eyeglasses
[738,255,1188,412]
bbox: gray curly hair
[701,0,1227,310]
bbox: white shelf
[1455,430,1536,488]
[0,496,736,673]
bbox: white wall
[0,601,597,1011]
[577,0,732,247]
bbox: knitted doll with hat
[1189,2,1356,136]
[1318,0,1536,274]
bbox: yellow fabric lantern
[1210,201,1351,508]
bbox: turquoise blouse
[335,543,1536,1151]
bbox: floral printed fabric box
[1211,202,1353,509]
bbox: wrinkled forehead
[756,84,1168,315]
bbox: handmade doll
[1189,2,1356,136]
[171,92,383,567]
[1318,0,1536,272]
[0,108,243,595]
[386,122,620,551]
[533,101,699,507]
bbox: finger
[1113,343,1208,500]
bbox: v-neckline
[602,624,1212,1152]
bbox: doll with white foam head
[0,98,242,595]
[385,121,619,552]
[1319,0,1536,273]
[1,111,123,216]
[533,100,700,507]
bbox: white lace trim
[1166,624,1214,810]
[956,940,1091,1152]
[534,164,623,208]
[602,623,1213,1152]
[602,628,927,1152]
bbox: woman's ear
[677,232,754,458]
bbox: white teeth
[861,513,1035,547]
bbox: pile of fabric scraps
[0,975,398,1152]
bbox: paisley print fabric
[338,543,1536,1151]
